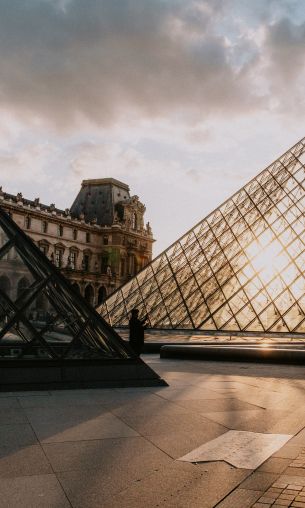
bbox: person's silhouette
[129,308,148,356]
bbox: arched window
[39,241,49,257]
[84,284,94,305]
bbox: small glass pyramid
[0,207,133,360]
[99,138,305,335]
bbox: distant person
[129,308,148,356]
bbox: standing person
[129,308,148,356]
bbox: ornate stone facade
[0,178,154,307]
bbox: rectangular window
[55,249,62,268]
[73,229,78,240]
[86,232,90,243]
[129,254,136,275]
[25,216,31,229]
[58,225,63,237]
[70,251,76,270]
[103,236,109,245]
[42,221,48,233]
[83,254,90,271]
[101,255,108,274]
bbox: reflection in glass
[99,138,305,335]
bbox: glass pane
[97,139,305,335]
[0,224,10,249]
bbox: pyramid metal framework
[99,138,305,336]
[0,206,134,360]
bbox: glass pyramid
[0,206,133,360]
[98,138,305,335]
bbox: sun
[246,231,290,285]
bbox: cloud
[266,17,305,80]
[258,16,305,114]
[0,142,52,184]
[0,0,305,131]
[0,0,266,129]
[1,0,305,257]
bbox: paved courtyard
[2,355,305,507]
[119,330,305,344]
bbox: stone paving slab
[216,487,263,508]
[257,456,292,474]
[29,411,139,443]
[173,397,261,413]
[203,409,264,429]
[18,394,108,409]
[239,471,280,491]
[153,386,227,400]
[0,391,45,398]
[0,397,21,409]
[0,408,28,425]
[0,423,38,448]
[273,444,304,460]
[18,389,153,408]
[1,357,305,507]
[289,429,305,446]
[23,404,111,422]
[0,445,52,478]
[143,419,227,459]
[115,408,225,437]
[101,461,250,508]
[42,436,171,473]
[109,393,189,417]
[234,390,286,410]
[0,474,70,508]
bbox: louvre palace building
[0,178,154,313]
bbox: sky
[1,0,305,255]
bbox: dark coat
[129,315,146,355]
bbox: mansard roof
[82,178,130,191]
[70,178,133,226]
[0,178,151,238]
[0,188,106,228]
